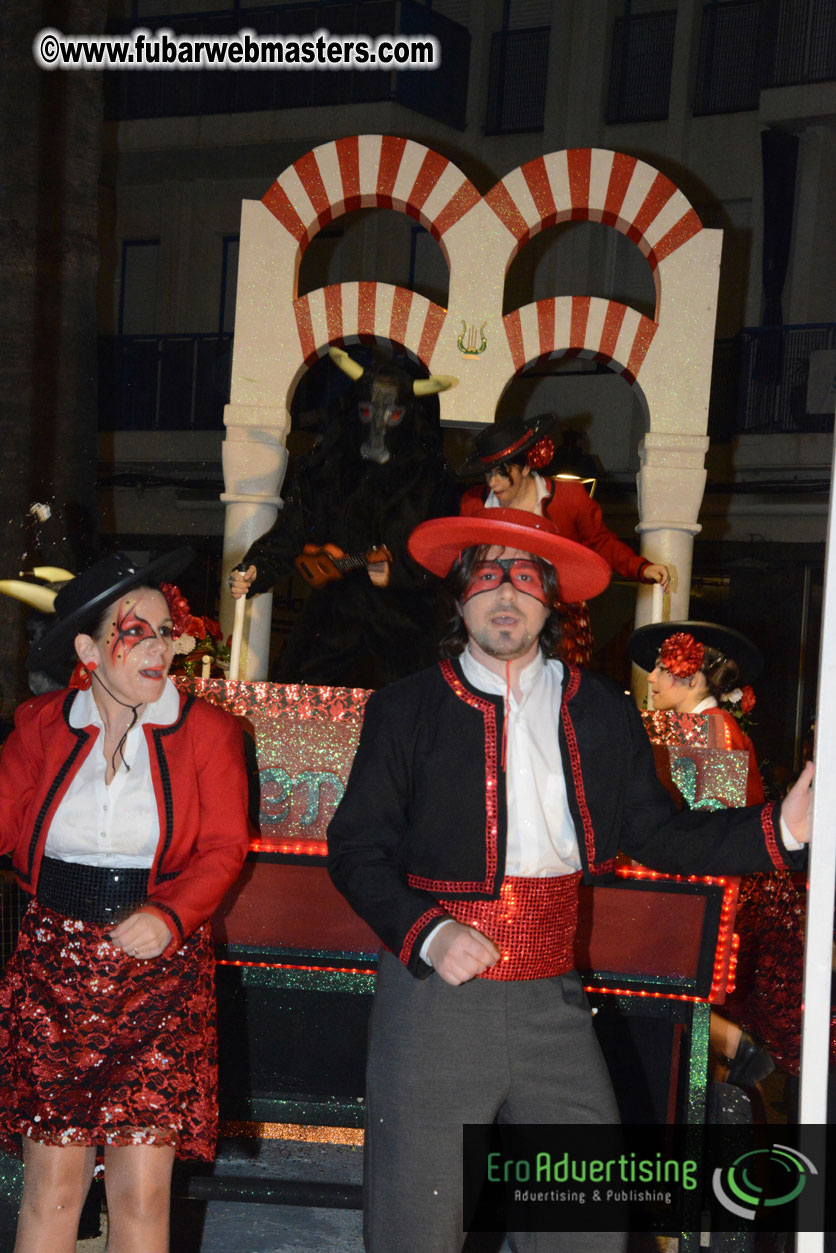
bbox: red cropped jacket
[0,687,251,958]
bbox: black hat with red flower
[29,547,194,670]
[456,414,558,478]
[628,620,763,684]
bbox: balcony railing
[695,0,836,116]
[485,26,550,134]
[709,323,836,439]
[99,325,836,438]
[104,0,469,130]
[606,10,677,124]
[98,333,233,431]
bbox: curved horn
[0,580,58,613]
[21,566,75,583]
[328,346,365,382]
[414,374,458,397]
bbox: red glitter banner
[175,679,371,851]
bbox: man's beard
[468,623,538,661]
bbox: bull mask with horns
[328,347,457,466]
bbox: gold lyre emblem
[456,320,487,357]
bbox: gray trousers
[364,949,627,1253]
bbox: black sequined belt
[36,856,149,926]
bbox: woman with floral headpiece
[458,415,669,666]
[628,619,799,1096]
[629,621,764,807]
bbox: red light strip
[248,839,328,856]
[583,983,705,1004]
[216,958,375,976]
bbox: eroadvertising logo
[712,1144,817,1221]
[463,1124,830,1236]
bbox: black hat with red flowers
[456,414,558,478]
[29,548,194,670]
[628,620,763,684]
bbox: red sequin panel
[439,660,500,892]
[174,680,373,851]
[438,874,581,981]
[0,906,217,1161]
[641,710,711,747]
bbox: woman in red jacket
[629,620,781,1090]
[0,550,251,1253]
[458,414,669,664]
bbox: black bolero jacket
[327,658,803,978]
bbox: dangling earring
[69,660,97,691]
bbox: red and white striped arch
[261,134,481,260]
[293,282,447,368]
[486,149,702,271]
[503,297,657,387]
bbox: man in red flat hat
[327,507,813,1253]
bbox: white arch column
[220,404,289,679]
[634,428,709,611]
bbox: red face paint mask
[462,558,549,606]
[110,602,158,662]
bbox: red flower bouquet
[160,582,230,678]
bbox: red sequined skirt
[438,874,581,980]
[719,871,825,1078]
[0,903,217,1160]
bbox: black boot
[726,1030,775,1086]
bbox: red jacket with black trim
[327,658,804,978]
[461,478,648,581]
[0,686,252,958]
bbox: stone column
[631,430,709,699]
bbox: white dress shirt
[44,678,181,868]
[420,647,577,963]
[460,647,579,874]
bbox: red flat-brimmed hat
[408,508,611,603]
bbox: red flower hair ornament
[658,632,705,679]
[526,437,555,471]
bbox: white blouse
[44,679,181,868]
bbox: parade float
[196,136,741,1166]
[0,136,793,1245]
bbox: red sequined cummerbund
[437,873,581,981]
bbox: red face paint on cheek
[110,601,156,664]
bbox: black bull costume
[240,350,460,687]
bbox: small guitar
[294,543,392,589]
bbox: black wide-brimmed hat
[627,620,763,684]
[28,547,194,669]
[457,414,558,478]
[408,507,610,603]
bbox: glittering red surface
[175,680,372,852]
[0,906,217,1160]
[177,678,371,722]
[439,875,581,981]
[720,871,816,1076]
